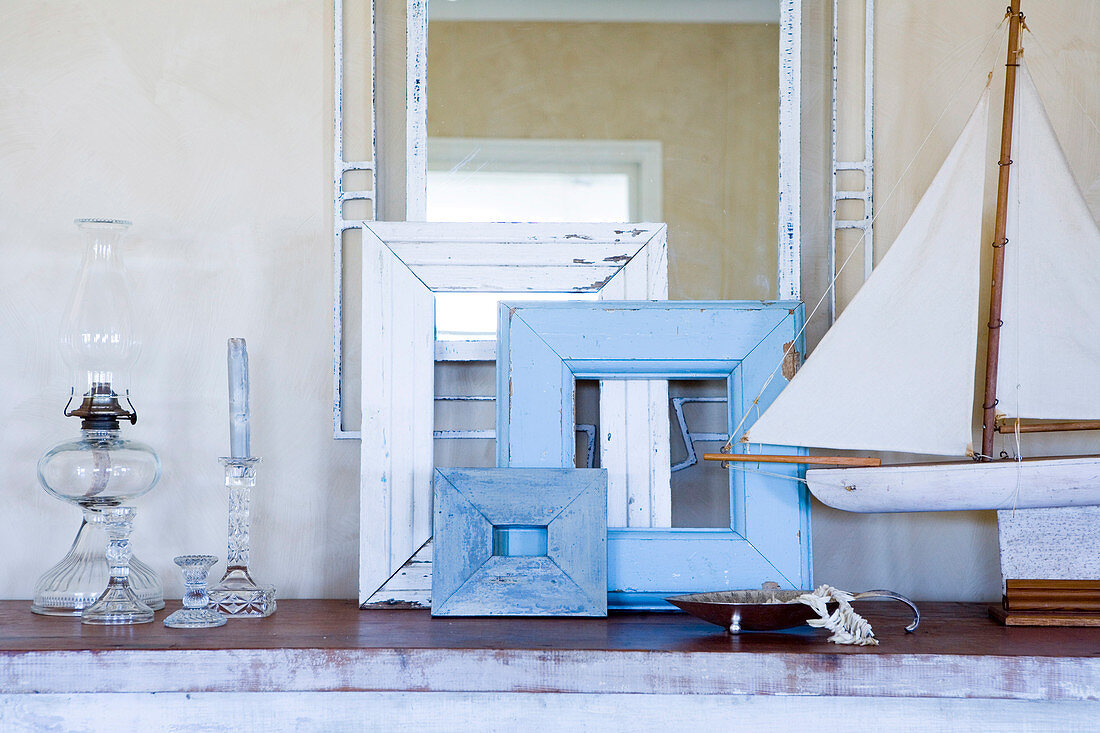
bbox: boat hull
[806,456,1100,513]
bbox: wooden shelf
[0,599,1096,698]
[1,600,1098,728]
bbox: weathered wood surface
[360,223,668,606]
[497,301,811,602]
[360,228,436,606]
[0,601,1097,701]
[5,692,1098,733]
[596,226,671,529]
[431,468,607,616]
[991,606,1100,627]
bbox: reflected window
[426,137,660,222]
[428,137,658,342]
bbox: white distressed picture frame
[359,222,667,606]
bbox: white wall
[2,0,1097,603]
[0,0,358,599]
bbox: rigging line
[724,463,809,486]
[1025,28,1100,141]
[724,463,865,495]
[724,20,1009,451]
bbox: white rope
[724,19,1009,452]
[790,585,878,645]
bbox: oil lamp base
[32,510,164,616]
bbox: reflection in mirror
[668,379,730,528]
[574,379,731,529]
[436,291,598,341]
[427,0,780,300]
[424,1,781,538]
[427,138,657,222]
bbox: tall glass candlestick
[208,457,276,617]
[209,338,275,617]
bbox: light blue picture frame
[497,301,810,610]
[431,467,608,617]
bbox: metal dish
[666,588,920,634]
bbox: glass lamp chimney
[61,219,140,427]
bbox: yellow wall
[427,21,780,299]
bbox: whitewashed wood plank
[778,0,802,299]
[368,565,432,593]
[362,223,669,605]
[367,221,664,245]
[388,251,418,589]
[360,228,393,604]
[409,264,624,292]
[392,240,654,266]
[602,380,630,527]
[497,307,575,469]
[359,228,435,605]
[597,226,671,528]
[404,0,427,221]
[369,544,432,593]
[600,380,671,528]
[5,692,1097,733]
[3,647,1099,701]
[364,589,431,607]
[410,277,436,547]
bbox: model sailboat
[712,2,1100,513]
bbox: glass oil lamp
[32,219,164,619]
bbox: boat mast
[980,0,1025,461]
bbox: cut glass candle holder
[164,555,226,629]
[81,506,155,625]
[208,457,276,617]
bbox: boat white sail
[745,93,990,457]
[997,65,1100,420]
[733,56,1100,513]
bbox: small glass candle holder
[164,555,226,629]
[81,506,154,625]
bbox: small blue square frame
[431,467,608,616]
[497,300,810,610]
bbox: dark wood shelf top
[0,600,1097,700]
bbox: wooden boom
[996,419,1100,434]
[703,454,882,467]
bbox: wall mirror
[423,0,787,300]
[349,0,803,604]
[337,0,800,434]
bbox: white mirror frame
[359,222,668,606]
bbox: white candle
[228,338,250,459]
